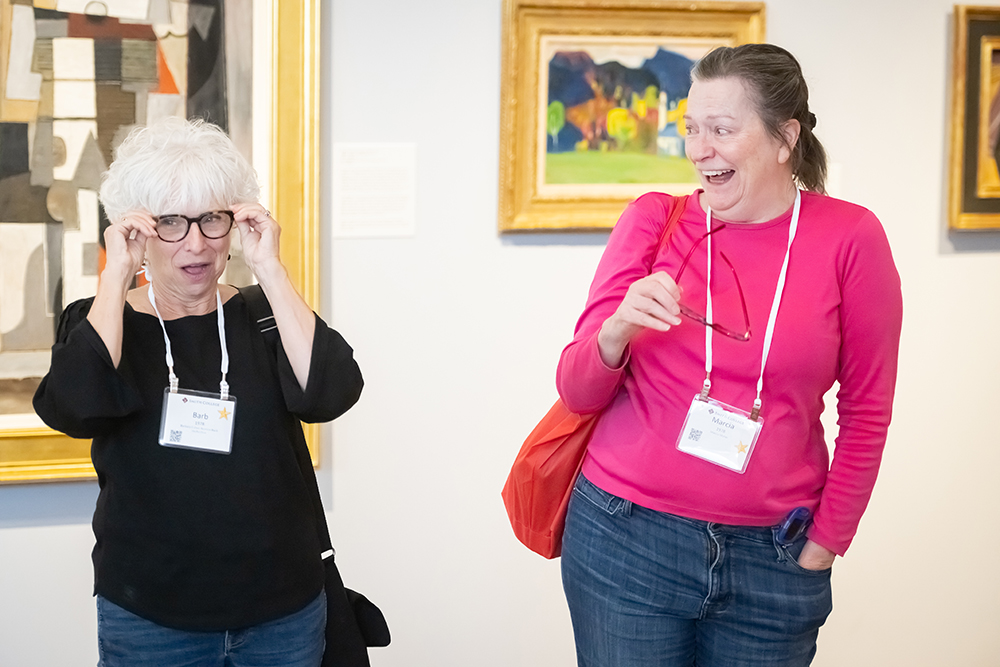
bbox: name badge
[159,389,237,454]
[676,395,763,473]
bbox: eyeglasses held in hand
[674,224,752,342]
[154,210,235,243]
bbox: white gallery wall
[2,0,999,664]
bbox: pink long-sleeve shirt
[557,191,902,555]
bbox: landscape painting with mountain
[543,41,713,186]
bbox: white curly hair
[99,117,260,222]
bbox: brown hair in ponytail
[691,44,828,193]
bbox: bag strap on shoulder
[238,284,334,552]
[238,286,390,654]
[657,194,689,258]
[239,284,278,342]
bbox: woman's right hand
[88,212,157,367]
[597,272,683,367]
[102,212,157,286]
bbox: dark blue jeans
[562,474,832,667]
[96,591,326,667]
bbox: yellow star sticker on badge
[737,441,748,454]
[218,407,230,420]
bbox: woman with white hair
[34,117,363,666]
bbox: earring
[227,254,232,261]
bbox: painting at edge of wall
[0,0,252,426]
[949,5,1000,230]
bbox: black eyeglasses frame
[153,210,235,243]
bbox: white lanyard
[147,285,231,400]
[700,190,800,421]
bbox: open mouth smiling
[701,169,734,184]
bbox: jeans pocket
[773,530,833,576]
[572,474,632,517]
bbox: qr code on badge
[689,429,703,442]
[169,429,182,443]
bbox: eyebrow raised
[684,112,737,121]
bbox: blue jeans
[561,474,832,667]
[96,591,326,667]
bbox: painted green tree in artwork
[547,101,566,149]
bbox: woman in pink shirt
[557,44,902,666]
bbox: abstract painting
[498,0,765,232]
[543,40,710,187]
[0,0,344,484]
[0,0,251,425]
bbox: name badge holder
[149,286,237,454]
[676,191,801,473]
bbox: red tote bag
[501,195,687,559]
[501,400,599,559]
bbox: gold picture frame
[0,0,320,484]
[949,5,1000,229]
[498,0,765,233]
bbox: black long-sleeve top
[33,290,363,631]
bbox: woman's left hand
[797,539,837,571]
[233,203,284,282]
[231,202,315,390]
